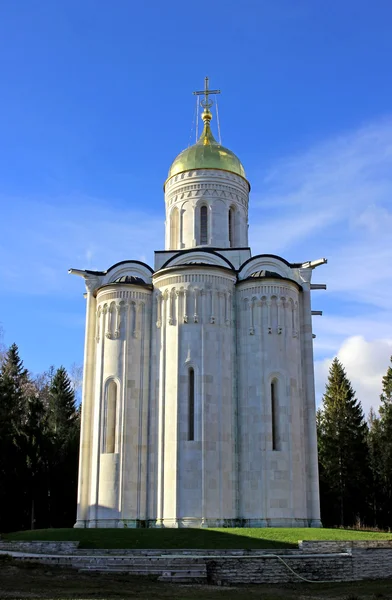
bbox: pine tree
[0,344,30,531]
[47,366,80,527]
[21,394,50,529]
[367,408,384,527]
[48,366,77,437]
[0,323,6,366]
[377,356,392,528]
[317,358,370,527]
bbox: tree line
[317,356,392,529]
[0,332,391,532]
[0,343,80,533]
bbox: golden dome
[167,109,247,182]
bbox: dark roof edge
[164,167,251,192]
[153,263,236,278]
[239,253,297,272]
[155,246,250,254]
[85,260,154,276]
[160,249,235,271]
[237,275,302,291]
[95,282,153,296]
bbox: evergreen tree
[367,408,384,527]
[0,349,81,532]
[21,394,50,529]
[0,344,30,531]
[48,366,77,436]
[317,358,370,527]
[0,323,6,366]
[377,356,392,528]
[47,367,80,527]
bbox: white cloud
[315,336,392,415]
[248,117,392,260]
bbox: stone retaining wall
[0,541,79,554]
[1,540,392,584]
[207,554,353,584]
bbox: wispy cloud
[249,116,392,410]
[0,195,163,295]
[249,117,392,259]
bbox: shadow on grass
[4,525,392,550]
[4,526,295,550]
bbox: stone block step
[79,566,207,582]
[158,570,207,583]
[79,567,165,574]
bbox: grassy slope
[4,527,392,549]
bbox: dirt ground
[1,561,392,600]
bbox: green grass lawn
[3,527,392,549]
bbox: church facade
[70,81,325,528]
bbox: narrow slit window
[271,380,279,451]
[200,206,208,245]
[105,380,117,453]
[170,207,179,249]
[188,368,195,441]
[228,207,235,247]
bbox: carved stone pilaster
[267,300,272,334]
[156,293,162,328]
[163,290,170,326]
[168,289,176,326]
[193,288,199,323]
[210,289,215,324]
[95,306,102,343]
[277,298,282,335]
[85,276,100,294]
[293,301,299,338]
[249,298,255,335]
[225,292,231,326]
[183,289,188,323]
[113,303,121,339]
[134,301,141,338]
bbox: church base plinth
[75,517,323,529]
[150,518,240,528]
[73,520,87,529]
[74,519,147,529]
[239,517,322,528]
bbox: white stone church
[70,80,325,528]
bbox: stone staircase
[77,556,207,582]
[0,545,208,584]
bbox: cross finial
[193,76,220,110]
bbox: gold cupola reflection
[167,87,247,181]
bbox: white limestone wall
[151,266,237,526]
[236,278,311,526]
[87,284,151,527]
[74,278,98,528]
[299,271,322,526]
[164,169,249,250]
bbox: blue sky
[1,0,392,412]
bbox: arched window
[271,379,280,451]
[200,205,208,245]
[188,368,195,441]
[170,207,179,249]
[228,207,235,247]
[105,380,117,453]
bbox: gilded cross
[193,76,220,109]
